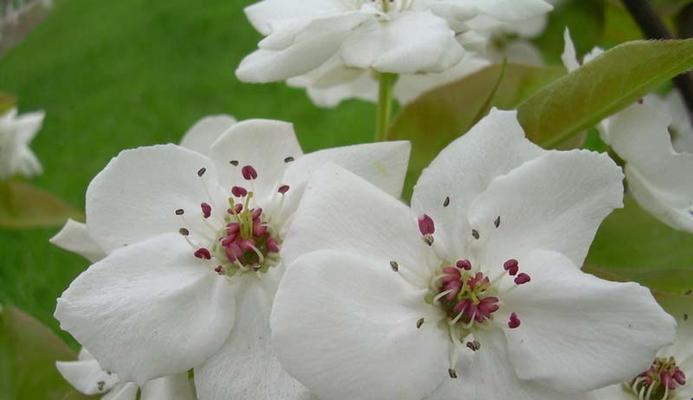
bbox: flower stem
[375,72,397,142]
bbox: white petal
[341,11,463,74]
[244,0,352,35]
[279,140,410,217]
[468,150,624,269]
[503,250,676,392]
[287,57,378,107]
[50,219,106,262]
[195,275,311,400]
[463,0,553,22]
[208,119,303,200]
[587,385,633,400]
[411,109,543,259]
[561,28,580,72]
[56,358,119,395]
[236,12,370,82]
[55,234,236,385]
[663,90,693,153]
[606,103,693,232]
[141,374,195,400]
[429,329,588,400]
[281,164,433,285]
[86,144,226,253]
[179,115,236,156]
[102,383,138,400]
[271,250,450,400]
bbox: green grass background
[0,0,375,344]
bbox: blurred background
[0,0,691,398]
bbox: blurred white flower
[282,2,552,108]
[589,298,692,400]
[236,0,552,83]
[563,30,693,232]
[53,115,410,400]
[0,108,44,180]
[56,349,195,400]
[271,109,675,400]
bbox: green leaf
[387,63,565,199]
[0,92,15,115]
[517,39,693,148]
[0,305,92,400]
[586,196,693,294]
[0,181,83,229]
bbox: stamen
[232,186,248,197]
[197,167,206,177]
[471,229,480,240]
[416,318,424,329]
[390,261,399,272]
[508,313,521,329]
[494,216,501,228]
[443,196,450,207]
[503,259,519,276]
[179,228,190,236]
[284,156,295,163]
[242,165,258,180]
[448,369,458,379]
[456,259,472,271]
[278,185,290,194]
[194,248,212,260]
[229,160,239,166]
[201,203,212,219]
[175,208,184,215]
[514,273,531,285]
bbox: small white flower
[563,30,693,232]
[0,108,44,180]
[53,115,410,399]
[56,348,195,400]
[236,0,552,83]
[589,298,692,400]
[270,109,676,400]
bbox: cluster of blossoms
[47,1,693,400]
[237,0,555,106]
[0,107,44,180]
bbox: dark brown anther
[197,167,207,177]
[179,228,190,236]
[390,261,399,272]
[494,216,501,228]
[284,156,295,163]
[229,160,239,166]
[472,229,480,240]
[448,369,458,379]
[175,209,184,215]
[416,318,424,329]
[443,196,450,207]
[466,340,480,352]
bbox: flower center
[177,163,292,277]
[428,258,530,334]
[361,0,413,15]
[627,357,687,400]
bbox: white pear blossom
[589,297,692,400]
[236,0,552,84]
[270,109,676,400]
[56,349,195,400]
[53,115,410,400]
[0,108,44,180]
[281,3,551,108]
[563,31,693,232]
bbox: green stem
[375,72,396,142]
